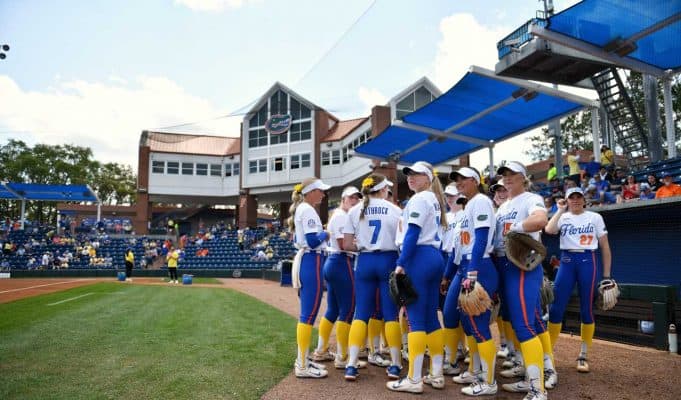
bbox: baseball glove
[505,231,547,271]
[389,271,418,307]
[596,278,620,311]
[489,292,501,323]
[458,281,493,316]
[540,276,554,309]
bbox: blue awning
[0,182,99,202]
[354,66,596,166]
[547,0,681,71]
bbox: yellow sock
[426,329,444,372]
[466,335,478,373]
[385,321,402,349]
[368,318,384,353]
[336,321,351,359]
[520,336,545,392]
[548,322,562,349]
[407,331,427,380]
[317,317,334,352]
[581,323,595,349]
[477,339,497,383]
[348,319,368,348]
[537,331,555,368]
[296,322,313,366]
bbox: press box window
[152,161,165,174]
[272,157,286,171]
[182,163,194,175]
[196,163,208,176]
[166,162,179,175]
[321,151,330,166]
[210,164,221,176]
[249,159,267,174]
[232,163,240,175]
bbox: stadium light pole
[0,44,10,59]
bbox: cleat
[386,377,424,393]
[423,373,445,389]
[461,380,498,396]
[523,387,548,400]
[334,356,366,369]
[295,362,328,379]
[453,370,478,384]
[386,364,402,380]
[502,380,530,393]
[577,356,590,373]
[456,348,467,361]
[368,352,391,367]
[496,344,509,359]
[310,349,335,362]
[545,368,558,389]
[502,358,516,369]
[344,366,359,381]
[307,360,327,370]
[500,363,525,378]
[443,361,462,376]
[358,347,369,359]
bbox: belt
[303,249,326,254]
[327,251,356,256]
[463,254,491,260]
[564,249,592,253]
[360,249,398,254]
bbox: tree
[525,112,594,161]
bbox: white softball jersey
[402,191,442,248]
[494,191,546,252]
[441,210,461,253]
[293,202,327,251]
[557,211,607,250]
[326,208,349,253]
[459,193,496,258]
[344,198,401,252]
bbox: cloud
[0,75,240,170]
[357,86,388,115]
[174,0,260,12]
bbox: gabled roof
[142,131,240,156]
[243,81,324,121]
[321,117,370,143]
[388,76,443,105]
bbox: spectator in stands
[166,247,179,284]
[593,173,617,205]
[647,174,663,192]
[26,256,37,269]
[544,195,559,214]
[584,155,601,181]
[617,175,640,203]
[124,246,134,282]
[655,172,681,199]
[566,146,582,185]
[0,259,9,270]
[598,166,613,183]
[546,162,557,182]
[3,240,13,255]
[41,252,50,269]
[639,183,656,200]
[600,145,615,171]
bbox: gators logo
[477,214,488,221]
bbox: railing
[496,18,548,59]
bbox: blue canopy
[0,182,99,202]
[354,66,596,165]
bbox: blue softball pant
[353,251,399,323]
[299,252,325,325]
[549,250,598,325]
[323,253,356,324]
[442,264,463,329]
[460,257,499,342]
[404,245,445,333]
[498,257,543,342]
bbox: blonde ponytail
[359,173,387,220]
[287,177,318,231]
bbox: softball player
[311,186,362,368]
[449,166,499,396]
[342,174,403,381]
[545,187,612,373]
[288,177,331,379]
[386,161,447,394]
[493,161,551,400]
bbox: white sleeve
[405,195,430,228]
[471,197,494,230]
[343,207,358,235]
[300,207,321,235]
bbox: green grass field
[0,282,298,400]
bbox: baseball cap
[660,171,672,178]
[370,179,393,192]
[341,186,362,198]
[497,161,527,177]
[490,181,506,192]
[565,187,584,198]
[444,184,459,196]
[449,167,481,184]
[302,179,331,194]
[402,161,433,182]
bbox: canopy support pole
[20,199,26,230]
[488,145,495,182]
[663,75,677,159]
[591,107,601,163]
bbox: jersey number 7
[369,220,382,244]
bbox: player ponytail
[359,173,387,220]
[287,177,318,231]
[422,162,448,230]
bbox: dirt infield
[3,277,680,399]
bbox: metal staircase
[590,68,649,170]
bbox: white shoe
[310,349,335,362]
[502,358,516,369]
[334,356,367,369]
[577,356,590,373]
[307,360,327,370]
[126,278,132,282]
[545,368,558,389]
[368,352,391,367]
[443,361,462,376]
[496,345,509,358]
[523,387,548,400]
[386,377,424,393]
[358,347,369,359]
[500,363,525,378]
[423,373,445,389]
[294,362,328,378]
[461,380,498,396]
[174,280,178,284]
[502,380,530,393]
[453,370,477,384]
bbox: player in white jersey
[545,187,612,374]
[448,166,499,396]
[386,161,448,394]
[288,177,331,379]
[342,174,403,381]
[494,161,552,399]
[311,186,362,368]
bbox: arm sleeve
[304,231,328,248]
[468,227,489,272]
[396,223,421,267]
[443,249,457,280]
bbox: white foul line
[47,292,94,306]
[0,279,96,294]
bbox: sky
[0,0,586,172]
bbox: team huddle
[287,160,619,400]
